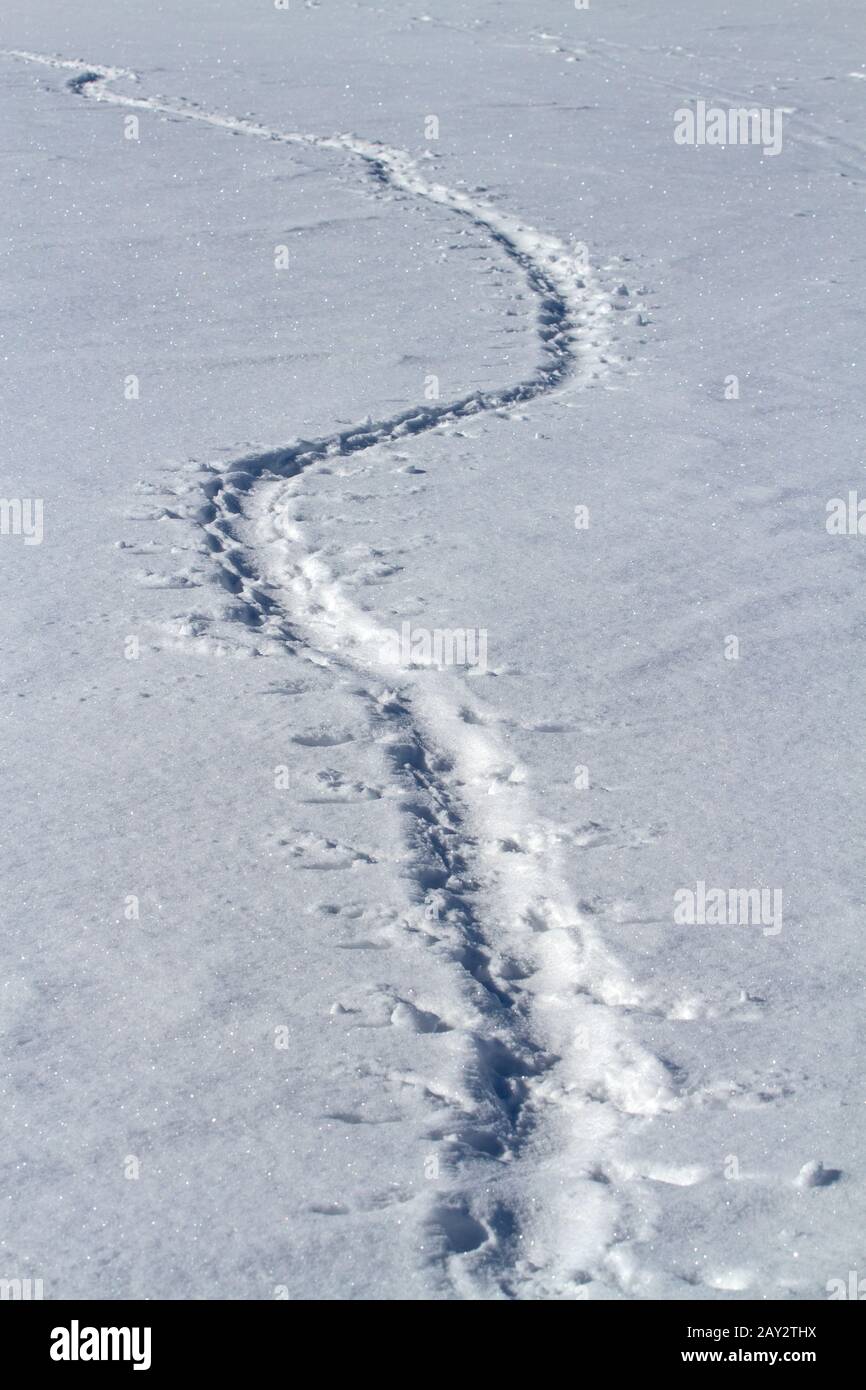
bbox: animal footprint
[279,829,375,870]
[291,726,357,747]
[299,768,382,803]
[427,1203,489,1255]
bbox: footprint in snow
[291,726,357,747]
[278,829,375,870]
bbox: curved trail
[6,49,678,1298]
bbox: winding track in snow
[5,49,676,1298]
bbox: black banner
[1,1298,862,1375]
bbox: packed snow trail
[5,49,677,1298]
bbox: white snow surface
[1,0,865,1300]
